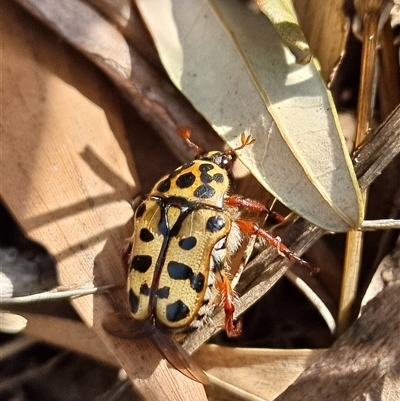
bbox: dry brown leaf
[195,345,325,400]
[16,0,221,163]
[22,313,117,367]
[293,0,349,83]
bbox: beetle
[123,128,316,338]
[103,129,317,384]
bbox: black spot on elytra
[179,236,197,250]
[129,289,139,313]
[131,255,152,273]
[139,228,154,242]
[166,300,190,322]
[176,172,196,188]
[168,262,206,293]
[168,261,193,280]
[190,272,205,293]
[157,178,171,192]
[140,283,150,296]
[206,215,225,232]
[135,203,146,218]
[193,184,215,199]
[157,286,170,299]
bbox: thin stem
[338,8,381,335]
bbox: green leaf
[137,0,364,231]
[256,0,311,64]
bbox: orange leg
[224,195,285,223]
[215,269,242,337]
[235,219,319,275]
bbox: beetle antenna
[177,127,204,154]
[226,132,255,156]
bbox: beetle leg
[214,269,242,337]
[131,195,143,211]
[121,241,132,276]
[235,219,319,274]
[224,195,285,223]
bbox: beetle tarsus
[215,269,242,337]
[226,316,243,338]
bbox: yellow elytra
[126,144,236,330]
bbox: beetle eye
[221,155,232,169]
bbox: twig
[361,219,400,230]
[274,280,400,401]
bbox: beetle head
[177,128,255,171]
[196,150,235,170]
